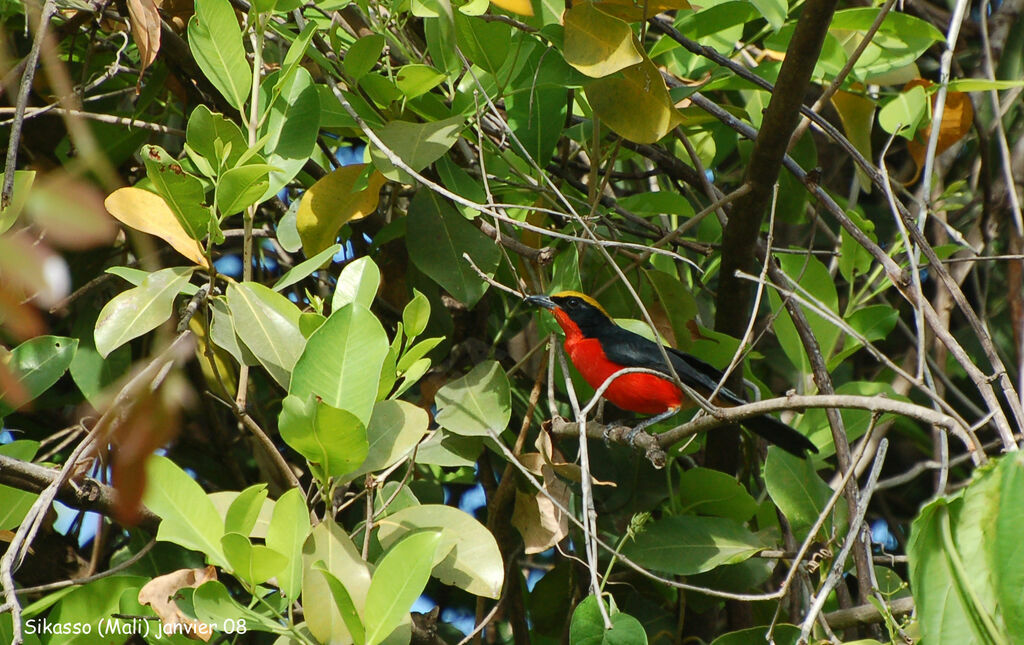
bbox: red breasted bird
[526,291,817,456]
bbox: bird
[525,291,817,457]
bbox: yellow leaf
[490,0,533,15]
[104,187,209,268]
[830,88,875,192]
[563,1,643,78]
[297,164,387,257]
[584,55,683,144]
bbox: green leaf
[142,456,227,567]
[259,68,321,200]
[302,519,372,644]
[562,2,642,78]
[879,83,929,139]
[0,442,40,531]
[620,515,766,575]
[365,531,444,645]
[506,84,567,166]
[185,105,248,171]
[995,453,1024,636]
[193,580,288,634]
[332,256,381,311]
[215,163,276,215]
[394,64,446,99]
[397,337,443,373]
[747,0,786,30]
[315,564,367,645]
[224,483,268,536]
[142,145,213,241]
[402,289,431,339]
[376,504,504,598]
[838,206,876,283]
[272,243,342,292]
[764,448,842,540]
[289,303,389,425]
[947,79,1024,91]
[677,468,758,523]
[406,189,500,307]
[767,253,841,372]
[0,170,36,234]
[226,281,305,386]
[266,487,310,601]
[94,267,193,358]
[569,595,648,645]
[276,21,318,92]
[709,625,801,645]
[455,14,511,75]
[347,400,431,480]
[434,361,511,437]
[345,34,385,80]
[279,393,369,479]
[188,0,251,110]
[221,532,288,586]
[69,336,129,407]
[0,336,77,418]
[369,116,466,183]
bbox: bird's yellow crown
[551,291,611,318]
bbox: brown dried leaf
[128,0,161,89]
[512,454,570,554]
[138,566,217,642]
[905,79,974,182]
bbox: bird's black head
[525,291,615,337]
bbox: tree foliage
[1,0,1023,642]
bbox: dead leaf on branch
[138,565,218,642]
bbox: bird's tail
[742,414,818,456]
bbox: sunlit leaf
[297,164,387,256]
[104,187,210,267]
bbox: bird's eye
[566,297,580,308]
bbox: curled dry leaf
[138,565,217,642]
[904,79,974,183]
[512,453,570,554]
[127,0,161,90]
[104,187,210,268]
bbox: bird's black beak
[525,294,556,310]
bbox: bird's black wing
[601,327,818,455]
[599,327,740,401]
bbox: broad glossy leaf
[221,532,288,586]
[0,441,40,530]
[259,68,320,200]
[104,187,209,267]
[767,253,841,373]
[348,400,430,480]
[332,256,381,311]
[224,484,268,537]
[297,164,386,256]
[266,488,310,601]
[215,163,276,215]
[563,2,642,78]
[289,303,389,425]
[188,0,251,110]
[394,64,446,99]
[94,267,193,358]
[677,468,758,523]
[142,456,227,567]
[193,581,287,634]
[0,336,77,417]
[345,34,385,80]
[570,595,647,645]
[879,83,929,139]
[584,55,683,144]
[402,290,431,339]
[365,531,443,645]
[369,116,465,183]
[830,89,875,192]
[377,504,504,598]
[185,105,248,170]
[764,448,842,540]
[406,189,499,307]
[272,243,342,292]
[226,281,305,386]
[434,361,510,437]
[279,393,369,478]
[455,14,510,75]
[302,519,372,644]
[141,145,213,241]
[621,515,766,575]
